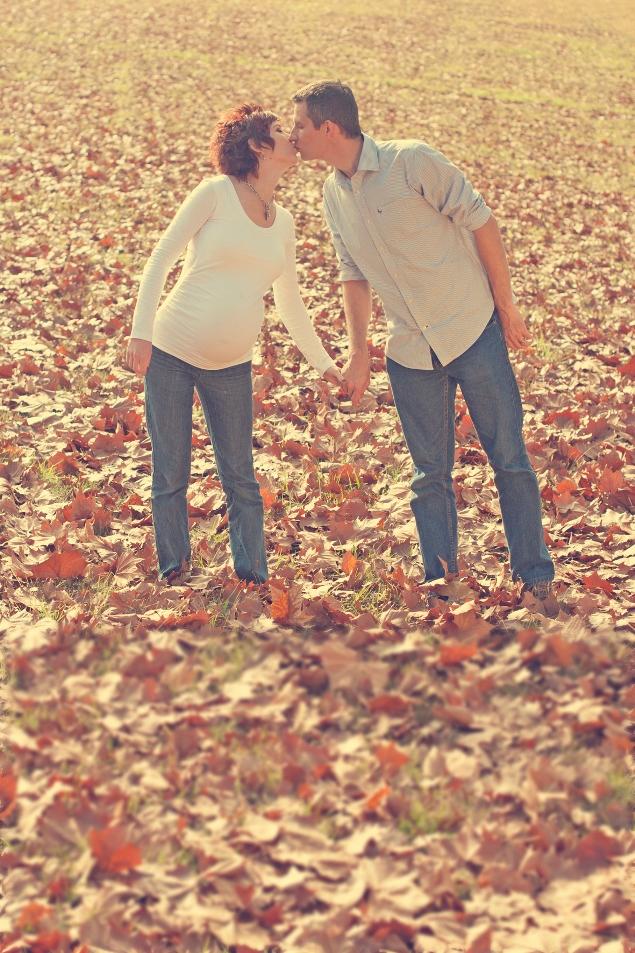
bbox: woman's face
[261,118,298,169]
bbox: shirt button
[408,299,413,304]
[379,245,385,250]
[366,219,370,224]
[393,272,398,277]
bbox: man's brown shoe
[523,581,553,601]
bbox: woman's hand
[323,364,344,386]
[126,338,153,376]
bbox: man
[289,80,554,598]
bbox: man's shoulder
[375,138,437,161]
[323,169,337,194]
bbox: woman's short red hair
[209,103,278,180]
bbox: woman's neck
[246,165,282,202]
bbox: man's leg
[195,361,268,584]
[452,313,554,586]
[145,347,194,578]
[386,356,458,581]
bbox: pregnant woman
[126,103,341,584]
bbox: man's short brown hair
[292,80,361,139]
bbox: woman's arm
[126,179,219,375]
[272,220,341,380]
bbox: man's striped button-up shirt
[322,134,495,369]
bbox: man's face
[289,101,328,161]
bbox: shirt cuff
[465,204,492,231]
[339,263,367,282]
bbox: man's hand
[497,304,532,350]
[342,351,371,407]
[323,364,344,387]
[126,338,153,376]
[473,217,531,350]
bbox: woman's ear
[248,138,268,159]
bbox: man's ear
[322,120,335,139]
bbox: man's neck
[334,135,364,178]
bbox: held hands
[342,351,371,407]
[323,364,344,387]
[497,304,532,350]
[126,338,153,376]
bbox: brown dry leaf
[29,550,87,580]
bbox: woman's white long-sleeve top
[130,174,334,373]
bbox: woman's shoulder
[275,203,295,231]
[191,174,229,197]
[182,175,231,217]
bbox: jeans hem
[515,574,555,586]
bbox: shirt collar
[334,134,379,185]
[356,134,379,173]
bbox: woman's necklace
[245,179,274,221]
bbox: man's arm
[472,214,531,350]
[342,279,372,406]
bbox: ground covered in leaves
[1,0,635,949]
[0,616,634,953]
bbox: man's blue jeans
[144,347,268,583]
[386,312,554,585]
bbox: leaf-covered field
[1,0,634,950]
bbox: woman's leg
[144,347,195,578]
[195,361,268,583]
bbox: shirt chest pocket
[375,193,438,235]
[374,196,417,236]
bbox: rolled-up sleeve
[407,145,491,231]
[323,189,367,282]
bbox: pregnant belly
[152,295,264,370]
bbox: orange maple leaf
[18,903,52,930]
[260,486,277,509]
[369,694,410,714]
[617,355,635,377]
[598,467,624,495]
[269,585,291,623]
[375,743,409,776]
[440,642,478,665]
[341,550,358,575]
[65,488,95,521]
[30,549,87,580]
[89,825,141,873]
[29,930,70,953]
[0,769,17,818]
[582,570,614,594]
[47,451,80,475]
[546,633,574,667]
[366,785,390,809]
[575,829,621,866]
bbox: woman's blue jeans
[386,312,554,585]
[144,347,268,583]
